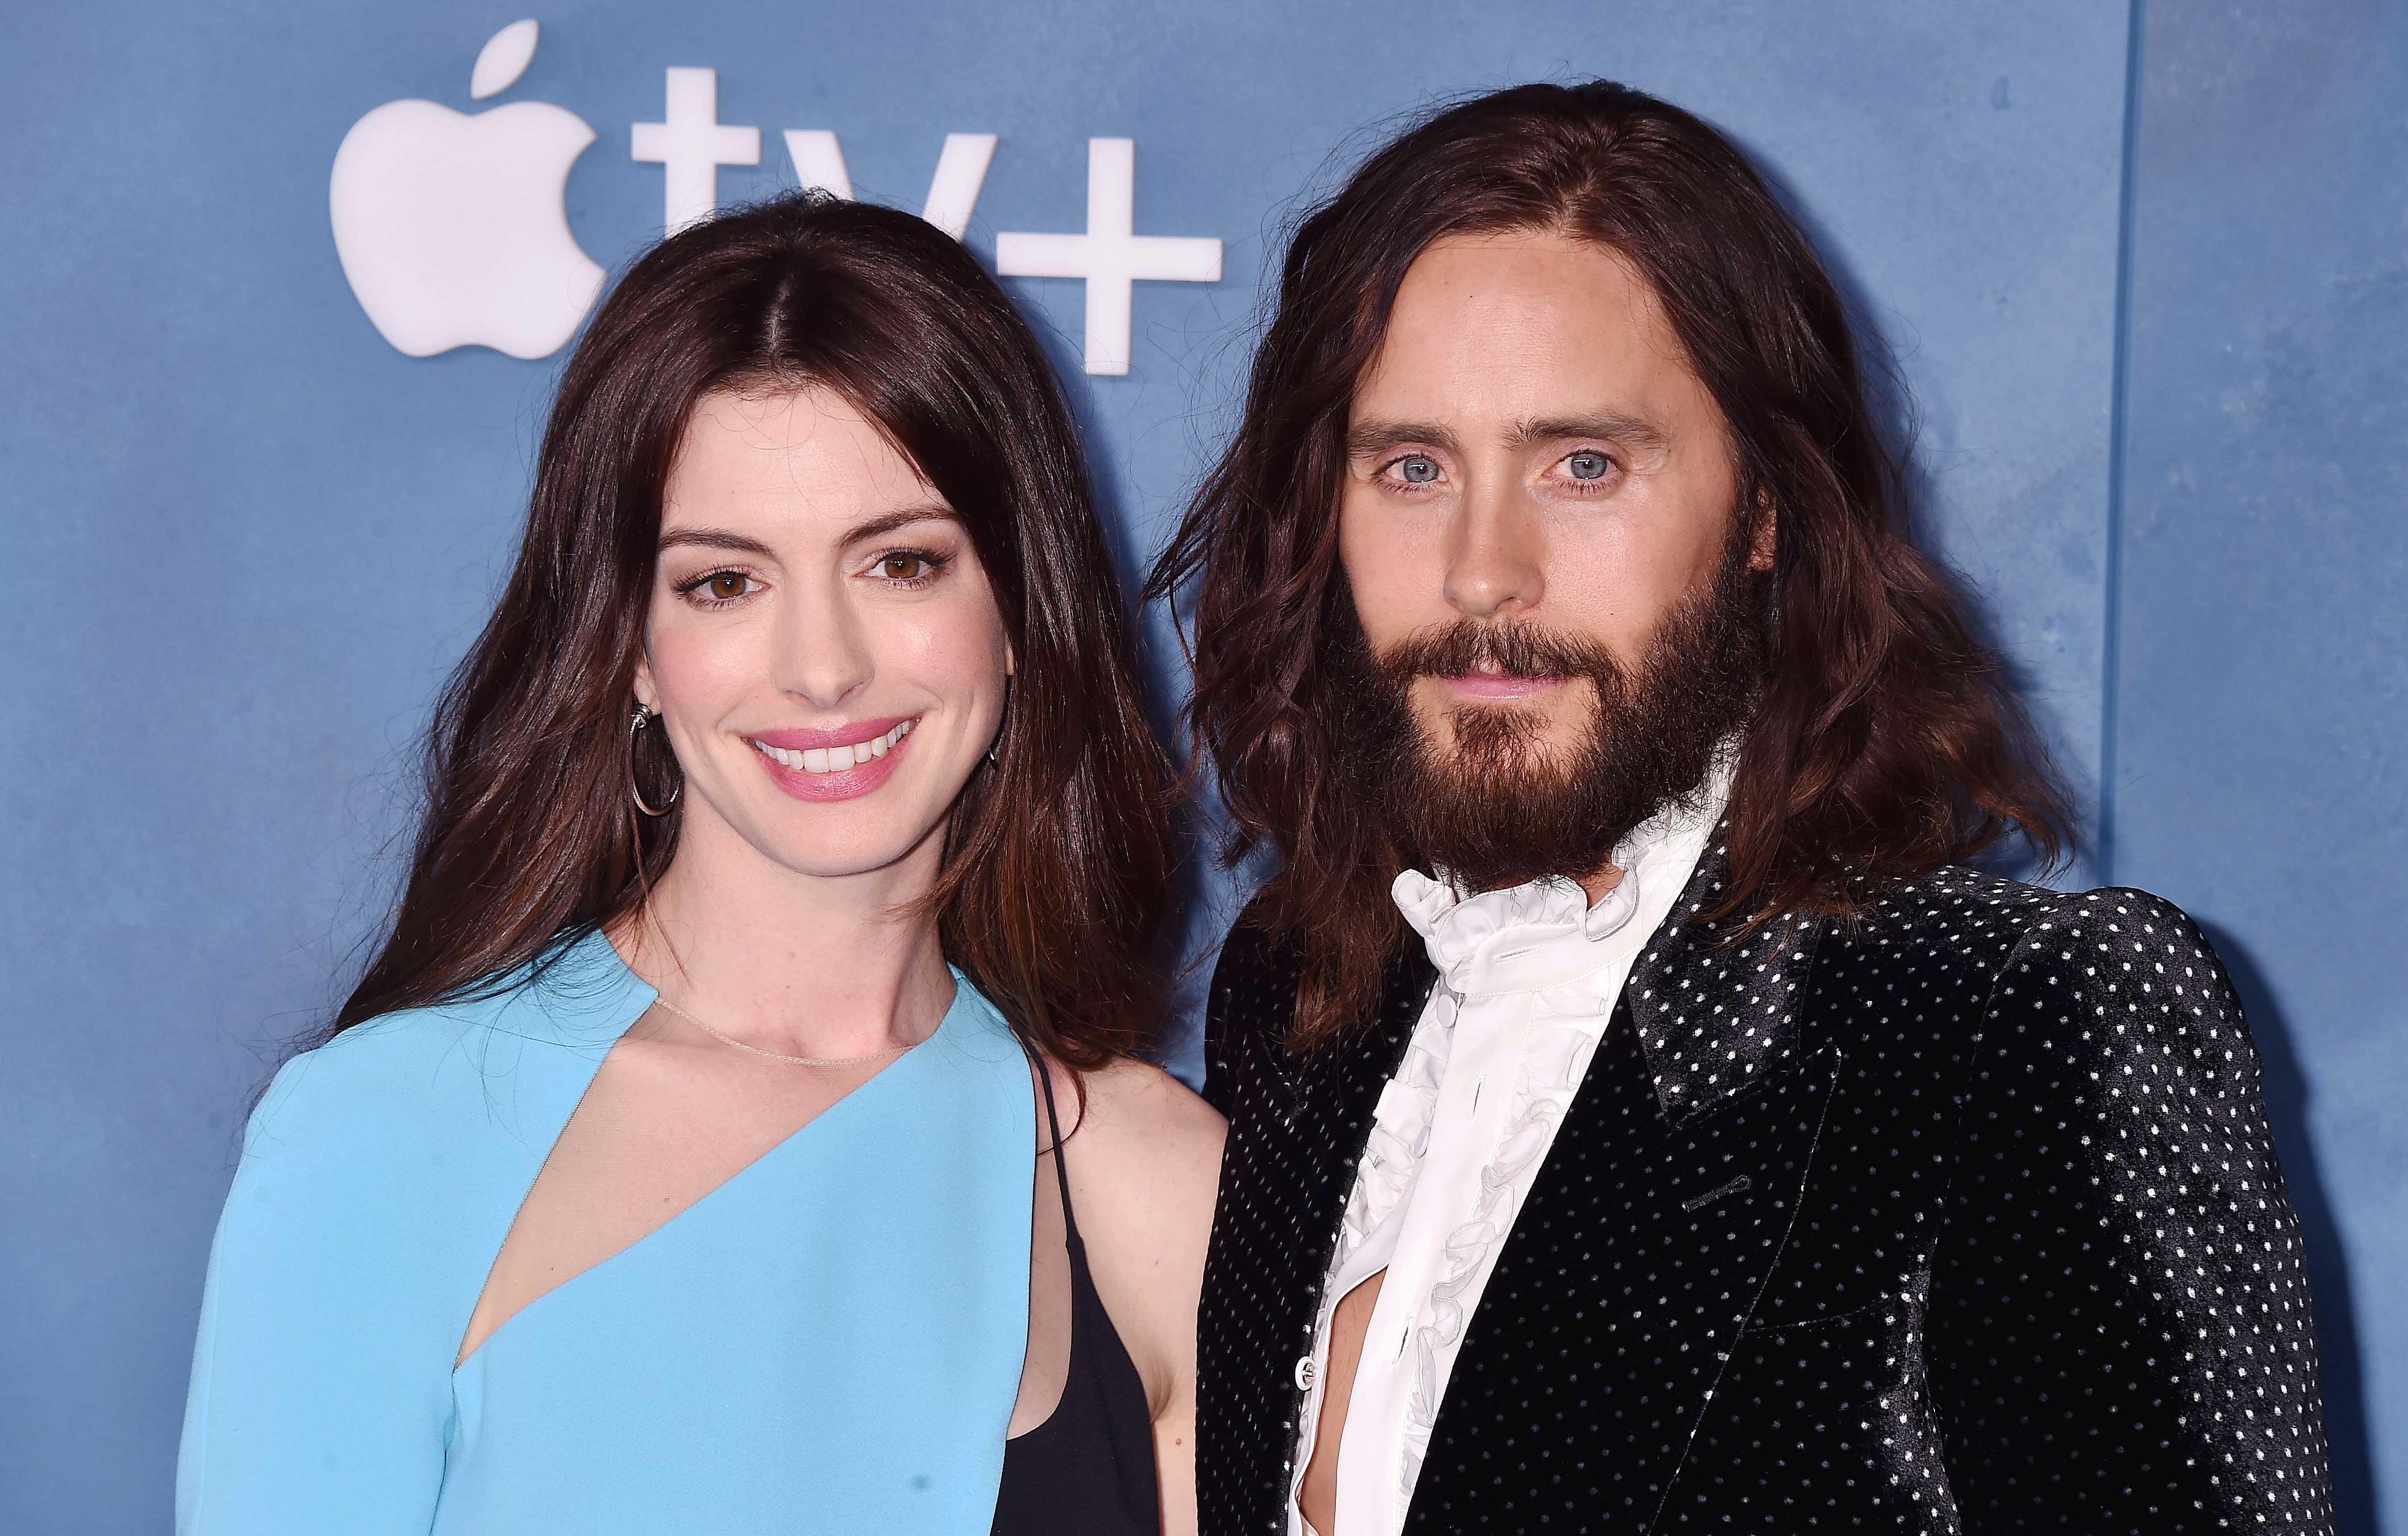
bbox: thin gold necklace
[652,994,915,1068]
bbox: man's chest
[1204,992,1902,1535]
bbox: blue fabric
[175,930,1035,1534]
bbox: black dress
[991,1051,1160,1535]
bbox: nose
[776,574,874,710]
[1442,482,1545,619]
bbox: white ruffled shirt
[1288,767,1728,1536]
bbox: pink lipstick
[746,716,918,802]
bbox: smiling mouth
[748,719,915,775]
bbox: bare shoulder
[1069,1056,1224,1155]
[1045,1055,1225,1227]
[1042,1055,1224,1410]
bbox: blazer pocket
[1684,1298,1955,1531]
[1737,1294,1903,1337]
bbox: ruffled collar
[1389,871,1635,997]
[1390,759,1731,999]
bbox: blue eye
[1567,450,1613,481]
[1397,455,1441,485]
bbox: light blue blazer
[176,929,1034,1534]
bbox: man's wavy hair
[1148,80,2073,1047]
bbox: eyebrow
[656,527,774,556]
[1345,412,1670,460]
[840,504,959,544]
[655,505,957,557]
[1510,413,1669,452]
[1346,420,1463,459]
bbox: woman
[177,192,1223,1534]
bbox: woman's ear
[633,652,660,714]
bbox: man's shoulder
[1206,888,1302,1033]
[1815,867,2232,1042]
[1835,865,2211,969]
[1813,863,2081,977]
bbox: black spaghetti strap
[1016,1033,1084,1252]
[993,1033,1159,1535]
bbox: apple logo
[330,21,605,360]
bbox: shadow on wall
[2199,919,2377,1534]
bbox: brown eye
[880,553,927,581]
[706,573,748,601]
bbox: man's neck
[1577,861,1627,908]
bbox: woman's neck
[608,814,955,1060]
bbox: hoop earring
[986,681,1011,767]
[630,702,681,817]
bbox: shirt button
[1294,1355,1319,1391]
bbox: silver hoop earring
[630,702,681,817]
[986,682,1011,767]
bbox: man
[1151,82,2334,1535]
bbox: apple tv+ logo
[327,20,1222,375]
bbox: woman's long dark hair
[1147,81,2072,1047]
[324,192,1176,1069]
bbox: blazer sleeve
[177,1042,455,1535]
[1927,888,2336,1534]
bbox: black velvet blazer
[1195,850,2335,1534]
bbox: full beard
[1326,530,1768,895]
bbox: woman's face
[635,387,1011,883]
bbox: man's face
[1334,228,1770,888]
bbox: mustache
[1376,619,1621,685]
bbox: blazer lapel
[1406,835,1842,1535]
[1626,826,1828,1125]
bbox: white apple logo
[330,21,605,360]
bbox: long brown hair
[326,192,1175,1068]
[1147,81,2072,1046]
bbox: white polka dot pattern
[1195,848,2335,1535]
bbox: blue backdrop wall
[0,1,2395,1530]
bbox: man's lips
[1432,671,1569,700]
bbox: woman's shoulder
[1038,1052,1224,1226]
[247,944,647,1164]
[1053,1055,1223,1261]
[1055,1055,1226,1192]
[1047,1054,1222,1409]
[249,1004,486,1147]
[1075,1055,1223,1137]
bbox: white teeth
[753,721,915,776]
